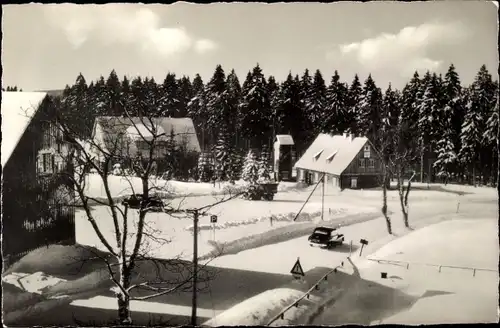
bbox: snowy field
[82,173,247,200]
[75,190,378,260]
[201,196,497,326]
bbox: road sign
[360,239,369,245]
[290,258,305,277]
[210,215,218,223]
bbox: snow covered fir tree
[53,63,498,187]
[241,149,260,184]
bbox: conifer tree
[359,74,383,145]
[205,65,228,148]
[267,75,281,143]
[226,69,242,146]
[129,77,144,117]
[258,145,272,182]
[106,69,123,116]
[323,70,348,134]
[159,73,180,117]
[241,149,259,184]
[177,76,193,118]
[239,64,271,148]
[187,74,208,150]
[347,74,363,135]
[214,126,232,180]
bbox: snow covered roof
[126,123,166,141]
[275,134,294,145]
[94,116,201,153]
[1,91,48,166]
[294,133,370,176]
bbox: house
[294,133,383,190]
[273,134,296,181]
[1,91,75,263]
[89,116,201,175]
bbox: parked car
[121,194,165,212]
[307,227,344,248]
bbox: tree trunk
[117,263,132,325]
[381,167,392,234]
[420,141,424,183]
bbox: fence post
[349,240,352,258]
[473,269,476,277]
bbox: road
[9,188,497,326]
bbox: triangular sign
[290,258,305,276]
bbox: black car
[308,227,345,249]
[121,194,165,212]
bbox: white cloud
[329,21,469,77]
[43,4,216,57]
[194,39,218,54]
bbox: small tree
[258,145,272,182]
[214,128,232,180]
[241,149,259,184]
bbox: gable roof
[293,133,369,176]
[1,91,48,166]
[275,134,294,145]
[93,116,201,153]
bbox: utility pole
[191,209,199,326]
[321,174,325,220]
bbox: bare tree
[29,96,247,325]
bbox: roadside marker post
[359,239,369,257]
[210,215,217,241]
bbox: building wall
[340,174,380,190]
[2,97,75,261]
[343,141,383,175]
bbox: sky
[2,2,498,92]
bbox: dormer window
[313,149,324,161]
[326,150,337,162]
[363,145,371,158]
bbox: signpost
[290,257,305,280]
[359,239,369,256]
[210,215,217,240]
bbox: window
[368,159,375,168]
[38,152,54,174]
[326,151,338,162]
[363,145,371,158]
[359,159,365,168]
[313,149,324,161]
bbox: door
[350,177,358,189]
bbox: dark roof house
[1,91,75,262]
[294,133,383,189]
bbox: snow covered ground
[201,193,497,326]
[75,190,377,260]
[82,173,246,200]
[355,218,499,325]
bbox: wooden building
[273,134,296,181]
[294,133,383,190]
[88,116,201,175]
[1,92,75,263]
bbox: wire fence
[366,257,498,277]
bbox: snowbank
[202,288,305,326]
[83,174,247,200]
[184,210,340,231]
[2,272,68,295]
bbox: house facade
[88,116,201,177]
[1,92,75,263]
[294,133,383,190]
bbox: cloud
[328,21,469,77]
[194,39,218,54]
[43,4,216,57]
